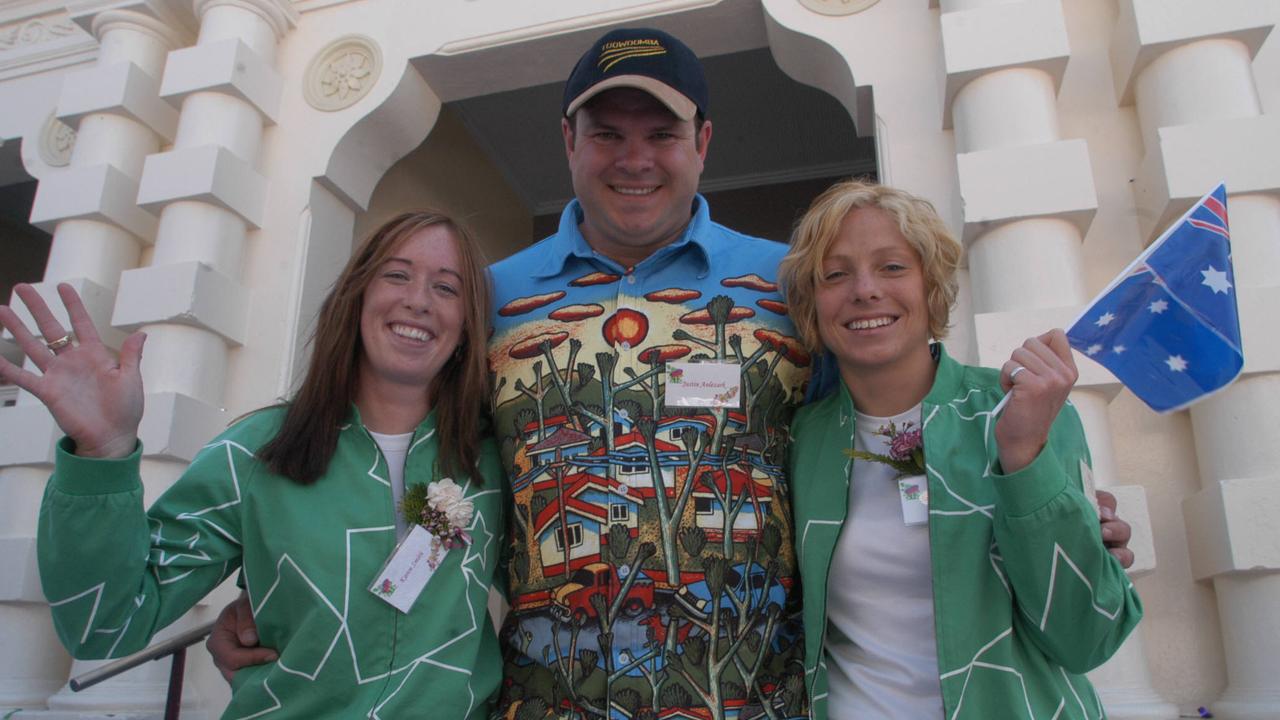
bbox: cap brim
[565,75,698,121]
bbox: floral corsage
[400,478,474,566]
[845,420,926,477]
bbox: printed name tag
[664,362,741,408]
[898,475,929,526]
[369,525,441,613]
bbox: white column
[1113,2,1280,716]
[42,3,295,716]
[0,7,187,714]
[941,1,1174,717]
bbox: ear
[562,116,576,158]
[695,118,712,162]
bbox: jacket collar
[529,194,715,279]
[346,403,438,445]
[836,343,960,424]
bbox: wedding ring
[1009,365,1027,381]
[46,334,73,352]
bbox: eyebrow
[383,257,464,281]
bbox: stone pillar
[940,1,1174,717]
[40,2,296,715]
[1112,2,1280,717]
[0,5,188,714]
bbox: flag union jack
[1067,183,1243,413]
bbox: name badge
[664,362,741,408]
[898,475,929,526]
[369,525,442,613]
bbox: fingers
[206,593,276,684]
[14,284,71,350]
[0,354,41,394]
[1004,331,1079,389]
[232,594,259,646]
[57,283,102,347]
[119,332,147,376]
[1096,489,1135,569]
[1096,489,1118,515]
[1109,547,1135,569]
[0,303,54,372]
[205,628,277,683]
[1040,328,1075,365]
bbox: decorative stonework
[39,112,76,167]
[304,35,381,111]
[0,17,77,51]
[797,0,881,16]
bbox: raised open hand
[995,329,1079,474]
[0,283,145,458]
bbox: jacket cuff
[52,437,144,496]
[990,442,1069,517]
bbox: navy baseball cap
[563,27,709,121]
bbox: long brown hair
[258,211,492,485]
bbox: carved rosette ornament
[39,112,76,167]
[797,0,881,16]
[0,17,78,51]
[304,36,381,112]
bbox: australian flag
[1067,183,1242,413]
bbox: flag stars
[1095,312,1115,327]
[1166,355,1188,372]
[1201,266,1232,294]
[1086,344,1103,356]
[1114,345,1126,354]
[1149,299,1169,314]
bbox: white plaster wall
[1055,1,1229,707]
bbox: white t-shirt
[368,430,414,539]
[823,404,944,719]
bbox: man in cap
[484,26,813,718]
[208,26,1135,719]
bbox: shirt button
[627,275,636,285]
[621,341,631,351]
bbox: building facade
[0,0,1277,717]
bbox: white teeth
[391,324,432,341]
[847,317,893,330]
[614,186,657,195]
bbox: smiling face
[564,87,712,267]
[357,224,466,401]
[815,207,935,384]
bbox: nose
[403,280,433,313]
[615,136,654,174]
[848,270,883,303]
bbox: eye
[383,270,410,282]
[435,283,459,297]
[821,269,846,282]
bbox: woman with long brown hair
[1,212,504,719]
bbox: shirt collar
[838,343,956,423]
[530,194,715,280]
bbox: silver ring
[46,334,73,352]
[1009,365,1027,381]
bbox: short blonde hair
[779,179,963,353]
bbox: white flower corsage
[401,478,473,563]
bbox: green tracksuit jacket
[789,346,1142,719]
[38,406,505,719]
